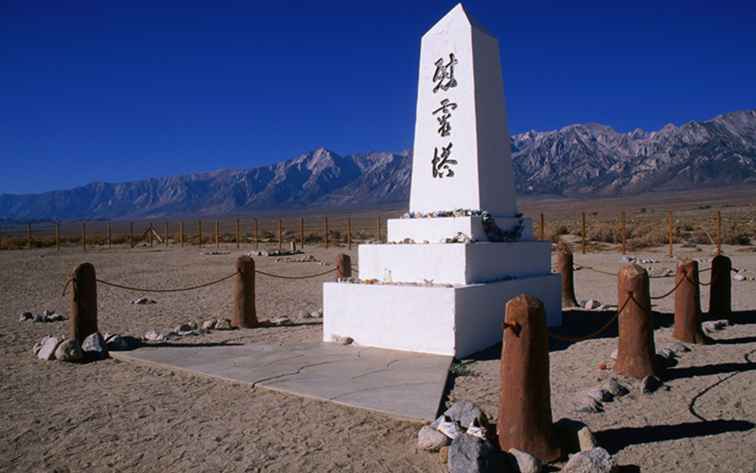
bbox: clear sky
[2,0,755,194]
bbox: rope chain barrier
[546,294,632,343]
[254,267,337,280]
[95,271,240,293]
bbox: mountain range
[2,109,755,221]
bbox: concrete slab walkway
[110,342,452,422]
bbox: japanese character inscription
[430,53,458,178]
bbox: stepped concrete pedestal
[323,4,562,357]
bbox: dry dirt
[1,242,755,472]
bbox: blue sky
[2,0,755,194]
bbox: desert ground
[1,241,755,472]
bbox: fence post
[107,223,112,249]
[164,222,169,247]
[149,224,154,247]
[715,210,722,255]
[198,220,203,248]
[581,212,587,254]
[709,254,732,320]
[557,242,578,308]
[498,294,561,462]
[539,213,545,240]
[179,222,184,248]
[253,218,259,250]
[130,222,135,248]
[27,223,32,249]
[278,219,283,251]
[82,222,87,252]
[324,216,330,248]
[667,211,673,258]
[233,256,258,328]
[300,217,305,249]
[615,264,658,379]
[215,220,220,248]
[336,254,352,279]
[620,211,627,255]
[673,259,708,344]
[235,219,241,249]
[55,223,61,252]
[347,217,352,250]
[69,262,98,342]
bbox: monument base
[323,274,561,358]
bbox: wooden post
[55,223,61,252]
[130,222,135,248]
[27,223,32,249]
[215,220,220,248]
[253,218,259,250]
[107,223,112,249]
[148,224,154,247]
[673,259,708,344]
[179,222,184,248]
[557,242,578,308]
[715,210,722,255]
[614,264,658,379]
[581,212,587,254]
[620,211,627,255]
[324,216,330,248]
[164,222,169,247]
[709,254,732,320]
[300,217,305,248]
[278,219,283,251]
[667,211,673,258]
[539,213,545,241]
[198,220,203,248]
[233,256,258,328]
[235,219,241,249]
[81,222,87,252]
[336,254,352,279]
[347,217,352,250]
[69,262,98,342]
[498,294,561,463]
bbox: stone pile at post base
[323,4,561,357]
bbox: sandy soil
[1,242,755,472]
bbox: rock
[43,309,55,316]
[585,387,613,403]
[509,448,542,473]
[106,335,141,351]
[436,418,463,440]
[640,375,662,394]
[201,319,217,330]
[299,310,310,319]
[143,330,164,342]
[18,312,33,322]
[443,400,489,430]
[418,425,450,451]
[188,320,199,330]
[448,433,497,473]
[656,348,678,367]
[36,336,60,360]
[620,256,635,263]
[583,299,601,310]
[575,396,603,414]
[577,426,598,451]
[82,333,108,360]
[47,313,66,322]
[214,319,233,330]
[269,316,292,326]
[555,418,588,454]
[175,323,192,333]
[562,447,615,473]
[54,338,84,362]
[33,313,47,322]
[131,297,156,305]
[466,419,488,440]
[601,378,629,397]
[667,342,691,354]
[439,446,449,464]
[610,349,618,361]
[734,273,746,281]
[177,329,201,337]
[331,335,354,345]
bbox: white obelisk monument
[323,4,561,357]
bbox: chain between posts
[546,294,632,343]
[95,271,241,293]
[254,267,337,280]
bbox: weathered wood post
[347,217,352,250]
[27,223,32,249]
[55,223,61,252]
[667,211,673,258]
[129,222,135,248]
[179,222,184,248]
[81,222,87,252]
[300,216,305,249]
[715,210,722,256]
[498,294,561,462]
[148,223,154,247]
[233,255,258,328]
[557,241,578,308]
[709,254,732,320]
[614,264,658,379]
[581,212,587,254]
[539,213,545,240]
[107,222,112,249]
[253,218,259,250]
[336,254,352,279]
[673,259,708,344]
[278,219,283,251]
[69,262,98,342]
[620,211,627,255]
[198,220,203,248]
[324,216,330,248]
[235,218,241,249]
[215,220,220,248]
[164,222,169,247]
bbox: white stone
[36,336,60,360]
[409,4,517,217]
[323,275,560,357]
[359,241,551,285]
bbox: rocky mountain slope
[1,110,754,220]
